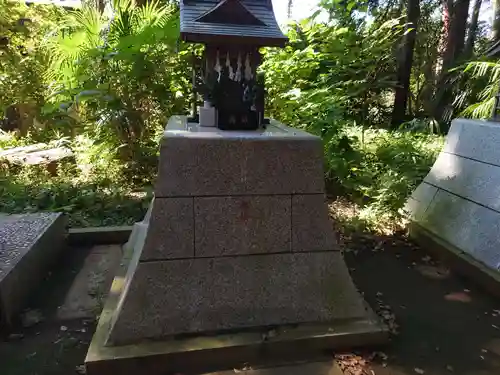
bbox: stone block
[424,152,500,212]
[411,181,439,204]
[194,196,291,257]
[0,213,66,325]
[442,119,463,156]
[407,118,500,279]
[108,252,369,344]
[68,226,133,246]
[404,183,438,220]
[420,189,500,271]
[444,119,500,165]
[154,116,325,197]
[291,195,337,252]
[124,222,148,258]
[140,198,194,260]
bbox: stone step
[0,213,66,326]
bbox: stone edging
[68,226,133,246]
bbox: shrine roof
[180,0,288,46]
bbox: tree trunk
[493,0,500,40]
[391,0,420,127]
[435,0,452,76]
[442,0,470,70]
[464,0,482,57]
[432,0,471,122]
[287,0,293,19]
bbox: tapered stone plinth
[406,119,500,293]
[86,116,387,375]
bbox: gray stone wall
[406,119,500,272]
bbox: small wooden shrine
[180,0,287,130]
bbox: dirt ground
[341,231,500,375]
[1,228,500,375]
[0,246,113,375]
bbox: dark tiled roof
[180,0,287,46]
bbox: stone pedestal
[86,116,387,374]
[406,119,500,291]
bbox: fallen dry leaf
[233,364,252,373]
[374,295,398,335]
[444,292,472,303]
[416,265,450,280]
[446,365,454,372]
[335,353,373,375]
[414,368,425,374]
[373,241,384,252]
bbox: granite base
[86,117,388,373]
[406,119,500,275]
[108,252,371,345]
[85,249,388,375]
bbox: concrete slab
[108,252,370,344]
[0,213,66,326]
[444,119,500,165]
[194,196,291,257]
[155,116,325,197]
[407,118,500,282]
[424,152,500,212]
[404,183,438,221]
[141,197,194,260]
[57,245,123,320]
[420,189,500,271]
[292,194,337,252]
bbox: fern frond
[465,61,500,79]
[462,97,495,119]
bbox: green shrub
[261,17,443,227]
[0,132,152,227]
[319,125,443,230]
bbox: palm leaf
[462,97,496,119]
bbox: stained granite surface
[0,213,58,281]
